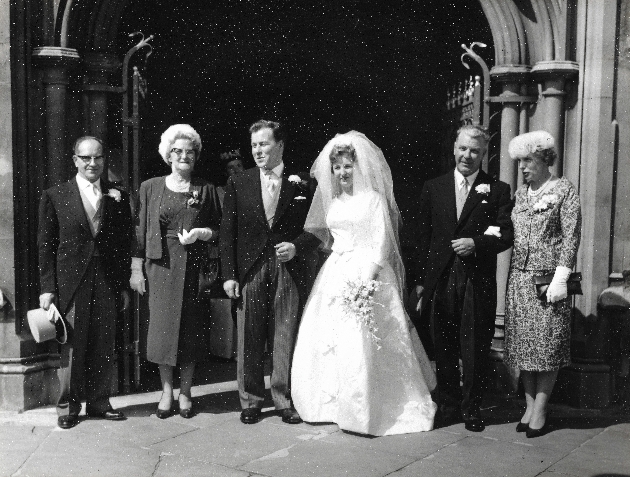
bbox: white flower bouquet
[338,278,382,349]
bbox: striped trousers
[236,245,299,410]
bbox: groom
[219,120,319,424]
[413,125,513,432]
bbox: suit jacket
[132,176,221,260]
[219,167,319,305]
[38,177,133,315]
[416,169,514,307]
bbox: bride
[291,131,437,436]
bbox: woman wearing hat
[130,124,221,418]
[504,131,582,438]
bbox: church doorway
[110,0,493,390]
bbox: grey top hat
[27,305,68,344]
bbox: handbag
[198,257,228,299]
[532,272,583,299]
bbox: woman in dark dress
[130,124,221,418]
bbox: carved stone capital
[32,47,80,85]
[531,60,579,81]
[490,65,532,84]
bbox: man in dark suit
[38,136,132,429]
[219,120,319,425]
[413,125,513,432]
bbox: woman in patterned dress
[130,124,221,418]
[504,131,581,438]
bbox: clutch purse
[532,272,583,299]
[198,258,228,300]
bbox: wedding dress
[291,189,437,436]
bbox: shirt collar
[76,174,101,191]
[454,168,479,188]
[260,162,284,178]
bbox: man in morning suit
[38,136,132,429]
[219,120,319,425]
[413,125,513,432]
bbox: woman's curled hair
[158,124,202,164]
[329,144,356,164]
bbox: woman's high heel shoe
[526,423,549,438]
[156,393,174,419]
[516,421,529,433]
[178,395,194,419]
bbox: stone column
[488,65,531,393]
[32,47,80,187]
[83,52,121,139]
[531,61,580,177]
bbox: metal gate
[442,42,493,174]
[114,32,153,393]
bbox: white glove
[484,226,501,238]
[39,292,57,310]
[130,257,146,295]
[177,228,213,245]
[547,266,571,303]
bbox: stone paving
[1,365,629,477]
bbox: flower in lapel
[186,190,200,207]
[106,188,122,202]
[288,175,307,186]
[533,193,558,212]
[475,184,491,195]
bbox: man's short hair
[73,136,105,154]
[456,124,490,144]
[249,120,287,144]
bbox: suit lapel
[273,173,295,226]
[69,178,92,234]
[436,172,457,226]
[456,170,489,228]
[248,170,268,227]
[97,180,112,235]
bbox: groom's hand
[275,242,296,262]
[223,280,240,299]
[410,285,424,312]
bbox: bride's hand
[362,263,382,282]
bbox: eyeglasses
[75,155,105,163]
[170,148,197,159]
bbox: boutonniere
[475,184,491,195]
[106,188,122,202]
[288,175,307,187]
[533,193,559,212]
[186,190,200,207]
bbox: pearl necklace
[166,174,191,193]
[528,174,555,198]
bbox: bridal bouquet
[338,278,382,349]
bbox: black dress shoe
[87,408,126,421]
[240,408,261,424]
[516,421,529,433]
[463,408,485,432]
[58,415,79,429]
[464,418,485,432]
[526,424,549,438]
[281,408,302,424]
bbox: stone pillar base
[0,356,60,411]
[552,362,612,409]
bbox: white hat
[508,130,555,159]
[27,305,67,344]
